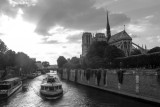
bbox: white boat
[0,77,22,100]
[40,70,63,100]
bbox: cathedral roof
[108,30,132,44]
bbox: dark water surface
[0,75,159,107]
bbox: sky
[0,0,160,64]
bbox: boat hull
[0,83,22,100]
[40,90,63,100]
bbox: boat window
[49,87,54,91]
[45,87,49,90]
[59,86,62,89]
[47,78,56,83]
[13,81,18,86]
[0,85,11,90]
[41,86,44,90]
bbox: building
[82,11,133,57]
[108,30,132,56]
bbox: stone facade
[82,30,132,57]
[81,11,132,57]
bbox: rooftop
[109,30,132,44]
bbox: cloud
[0,33,5,36]
[146,37,154,43]
[130,34,138,38]
[46,52,57,55]
[157,36,160,42]
[0,0,131,36]
[40,39,60,44]
[40,40,60,44]
[77,51,81,54]
[0,0,19,18]
[93,0,119,9]
[16,0,130,36]
[145,15,154,19]
[66,34,82,43]
[127,24,145,32]
[62,46,67,48]
[61,52,72,58]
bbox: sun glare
[0,9,41,52]
[0,8,82,64]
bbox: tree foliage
[0,39,37,79]
[62,57,81,69]
[70,57,80,64]
[114,52,160,69]
[84,41,125,69]
[0,39,8,53]
[86,56,105,69]
[148,46,160,54]
[42,61,50,67]
[57,56,67,68]
[104,45,125,62]
[87,41,108,58]
[131,49,141,55]
[15,52,37,74]
[4,50,16,67]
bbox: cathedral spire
[106,10,111,42]
[145,45,147,50]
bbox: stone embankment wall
[59,69,160,103]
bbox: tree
[86,56,105,69]
[57,56,67,68]
[15,52,29,67]
[4,50,16,67]
[85,41,125,69]
[0,39,8,54]
[87,41,108,58]
[104,45,125,67]
[148,46,160,54]
[15,52,37,75]
[0,39,8,69]
[69,57,81,69]
[63,62,72,69]
[0,52,5,69]
[81,57,87,69]
[131,49,141,55]
[85,41,108,69]
[70,57,80,64]
[42,61,50,67]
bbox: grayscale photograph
[0,0,160,107]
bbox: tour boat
[27,73,37,79]
[0,77,22,100]
[40,70,63,100]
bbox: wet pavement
[0,75,159,107]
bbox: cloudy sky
[0,0,160,64]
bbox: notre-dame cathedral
[81,11,145,57]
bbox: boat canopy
[3,77,21,82]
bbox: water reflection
[0,75,158,107]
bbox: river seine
[0,75,158,107]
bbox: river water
[0,75,158,107]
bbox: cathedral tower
[82,32,92,56]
